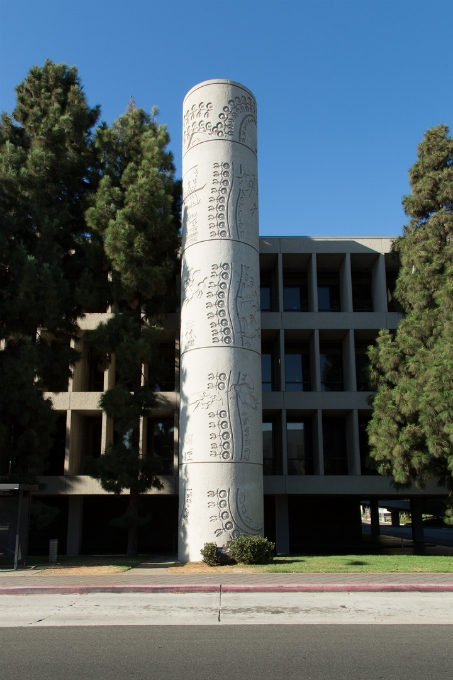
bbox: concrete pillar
[370,498,380,536]
[372,254,387,313]
[277,252,284,313]
[66,496,83,556]
[313,409,324,475]
[410,498,425,543]
[69,338,83,391]
[179,80,263,561]
[340,253,353,313]
[308,254,318,312]
[275,495,290,555]
[343,329,356,392]
[347,409,361,475]
[279,329,286,393]
[281,409,288,476]
[391,509,400,527]
[311,329,321,391]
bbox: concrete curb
[2,583,453,595]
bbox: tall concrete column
[179,80,263,561]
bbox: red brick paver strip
[2,569,453,594]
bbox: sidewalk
[2,558,453,594]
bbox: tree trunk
[126,486,139,557]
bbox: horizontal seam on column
[184,81,255,100]
[183,238,259,255]
[178,461,264,466]
[183,139,257,158]
[181,346,261,357]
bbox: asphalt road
[1,625,451,679]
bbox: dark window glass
[352,273,373,311]
[320,347,343,391]
[359,416,378,475]
[283,286,300,311]
[147,419,174,475]
[355,349,372,391]
[88,347,107,392]
[82,417,102,473]
[283,274,308,312]
[261,353,273,392]
[285,351,311,391]
[317,274,340,311]
[154,346,175,392]
[287,420,313,475]
[260,285,271,312]
[322,417,348,475]
[263,422,274,475]
[45,414,67,475]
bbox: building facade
[28,234,447,556]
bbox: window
[81,416,102,473]
[317,273,340,311]
[320,345,344,391]
[45,414,67,475]
[262,421,275,475]
[154,344,175,392]
[355,347,372,391]
[260,285,271,312]
[322,417,348,475]
[260,270,276,311]
[352,273,373,311]
[287,420,313,475]
[283,273,308,312]
[285,348,311,391]
[147,418,174,475]
[88,346,107,392]
[261,352,274,392]
[359,416,378,475]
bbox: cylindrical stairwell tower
[178,80,263,561]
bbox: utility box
[0,485,37,569]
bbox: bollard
[49,538,58,562]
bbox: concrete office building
[23,81,449,557]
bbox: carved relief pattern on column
[183,94,257,155]
[183,370,259,463]
[207,487,263,539]
[181,261,260,353]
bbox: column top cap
[184,79,255,102]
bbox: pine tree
[0,60,103,479]
[368,125,453,500]
[84,105,180,557]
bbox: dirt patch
[167,562,254,574]
[36,565,129,575]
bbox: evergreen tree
[368,125,453,502]
[0,60,103,479]
[84,105,180,557]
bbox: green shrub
[227,535,275,564]
[200,542,221,566]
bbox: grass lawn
[169,554,453,574]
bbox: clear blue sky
[1,0,452,238]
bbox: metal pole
[14,490,23,571]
